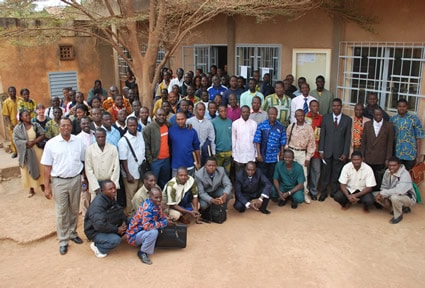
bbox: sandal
[28,188,35,198]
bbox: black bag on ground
[155,224,187,248]
[201,204,227,224]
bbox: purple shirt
[227,106,241,122]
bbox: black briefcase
[155,224,187,248]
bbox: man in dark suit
[361,108,394,190]
[318,98,352,201]
[234,161,272,214]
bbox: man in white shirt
[168,68,184,93]
[41,118,86,255]
[118,116,146,216]
[290,83,317,123]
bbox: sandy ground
[1,176,425,288]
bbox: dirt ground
[1,176,425,288]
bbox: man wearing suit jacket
[195,157,233,210]
[361,108,394,190]
[318,98,352,201]
[234,161,272,214]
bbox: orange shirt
[158,125,170,159]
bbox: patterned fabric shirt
[17,99,37,119]
[285,123,316,161]
[391,113,425,160]
[126,198,167,246]
[305,112,323,158]
[163,176,198,206]
[45,119,60,139]
[261,94,291,127]
[352,116,366,147]
[254,119,287,163]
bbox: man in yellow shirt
[2,86,18,158]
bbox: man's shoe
[138,251,152,265]
[363,205,370,213]
[291,202,298,209]
[259,208,271,214]
[389,215,403,224]
[374,202,383,209]
[59,245,68,255]
[311,194,318,201]
[304,193,311,204]
[319,194,327,202]
[278,200,286,207]
[90,242,107,258]
[341,203,350,210]
[11,153,17,159]
[70,236,83,244]
[403,207,411,214]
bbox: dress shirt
[290,95,317,123]
[333,113,342,125]
[118,131,146,179]
[76,130,95,149]
[338,162,376,193]
[232,118,257,163]
[102,125,121,147]
[373,119,383,136]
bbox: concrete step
[0,138,20,179]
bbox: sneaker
[138,251,152,265]
[304,192,311,204]
[90,242,107,258]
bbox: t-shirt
[158,124,169,159]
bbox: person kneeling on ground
[334,151,376,212]
[84,180,127,258]
[131,172,161,216]
[234,161,272,214]
[375,156,416,224]
[273,149,305,209]
[163,167,202,224]
[126,187,169,265]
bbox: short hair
[332,98,342,105]
[397,98,408,105]
[267,106,278,114]
[126,116,138,125]
[295,109,305,115]
[218,104,227,110]
[60,117,72,125]
[354,103,364,109]
[101,111,112,119]
[195,102,206,109]
[205,156,217,164]
[100,179,114,190]
[36,103,45,109]
[20,88,30,96]
[241,105,250,111]
[316,75,325,81]
[252,96,262,103]
[387,156,401,164]
[95,128,106,135]
[80,116,91,122]
[208,102,217,108]
[143,171,155,180]
[176,166,188,174]
[309,99,319,106]
[275,80,284,88]
[351,151,363,158]
[283,149,294,157]
[246,161,256,168]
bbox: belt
[289,146,307,152]
[53,175,80,179]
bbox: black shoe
[278,200,286,207]
[270,197,279,203]
[138,251,152,265]
[403,207,411,214]
[389,215,403,224]
[291,202,298,209]
[319,194,327,202]
[311,194,318,201]
[70,236,83,244]
[330,192,336,198]
[259,208,271,214]
[374,202,383,209]
[59,245,68,255]
[11,153,17,159]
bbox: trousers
[93,232,122,254]
[134,229,159,255]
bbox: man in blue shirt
[207,75,228,101]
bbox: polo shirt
[338,162,376,193]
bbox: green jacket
[142,120,171,163]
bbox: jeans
[150,158,171,189]
[134,229,159,255]
[93,232,122,254]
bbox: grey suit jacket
[195,166,232,203]
[361,120,394,165]
[318,113,352,159]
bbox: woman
[13,110,45,197]
[88,80,108,102]
[17,88,37,119]
[171,84,182,101]
[72,104,89,135]
[32,103,50,130]
[193,76,202,91]
[45,107,63,139]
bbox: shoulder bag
[123,136,150,177]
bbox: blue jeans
[93,233,122,254]
[150,158,171,189]
[134,229,159,255]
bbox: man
[363,92,390,122]
[163,167,201,224]
[180,73,194,96]
[376,157,416,224]
[234,161,272,214]
[227,94,241,122]
[88,79,108,102]
[260,73,274,97]
[102,112,121,147]
[262,81,291,126]
[212,105,232,174]
[273,149,305,209]
[222,75,244,105]
[168,99,193,126]
[169,112,201,176]
[195,76,210,98]
[318,98,352,201]
[131,172,161,215]
[143,108,171,188]
[2,86,18,158]
[290,83,317,123]
[293,77,306,97]
[206,101,218,120]
[41,118,86,255]
[113,108,127,137]
[182,86,200,104]
[240,78,264,109]
[84,180,127,258]
[350,103,370,155]
[107,95,131,122]
[249,96,268,124]
[85,128,120,202]
[45,96,64,119]
[89,107,103,130]
[168,68,184,93]
[285,74,297,96]
[126,187,168,265]
[207,75,228,101]
[232,105,257,174]
[195,157,232,210]
[285,109,316,204]
[390,98,425,171]
[334,151,376,212]
[305,100,323,200]
[155,71,171,100]
[361,108,394,190]
[76,116,96,216]
[118,117,145,216]
[310,75,334,116]
[187,102,216,166]
[103,85,131,112]
[254,107,287,187]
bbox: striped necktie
[303,98,309,114]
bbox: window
[338,42,425,112]
[235,45,280,84]
[48,71,78,99]
[59,45,75,60]
[118,46,165,78]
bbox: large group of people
[3,64,424,265]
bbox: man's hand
[126,174,135,183]
[256,154,264,163]
[339,155,347,162]
[348,194,359,203]
[195,162,201,170]
[220,194,227,204]
[375,193,382,202]
[304,160,310,167]
[44,186,52,200]
[211,198,222,205]
[117,223,127,235]
[250,199,261,211]
[278,191,287,201]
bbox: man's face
[53,108,63,120]
[102,115,112,128]
[59,119,72,137]
[263,74,270,83]
[177,69,184,79]
[176,113,187,128]
[163,72,171,82]
[212,76,220,87]
[316,78,324,89]
[162,102,170,114]
[80,118,91,133]
[300,84,309,96]
[150,189,162,206]
[180,101,188,113]
[155,109,166,125]
[268,108,277,123]
[95,130,106,147]
[205,160,217,174]
[128,90,135,101]
[354,105,364,118]
[132,101,141,113]
[176,169,189,185]
[309,101,319,114]
[201,91,209,102]
[214,95,222,106]
[8,87,16,98]
[253,71,260,82]
[115,96,123,107]
[218,106,227,119]
[127,119,138,134]
[373,109,383,122]
[168,93,177,105]
[103,182,117,200]
[283,152,294,165]
[237,78,244,88]
[201,77,209,87]
[397,101,408,115]
[52,97,60,107]
[241,107,250,121]
[298,78,306,89]
[245,163,256,177]
[295,110,305,124]
[229,77,237,89]
[275,83,284,96]
[109,86,118,97]
[252,98,261,112]
[117,109,127,122]
[195,103,206,119]
[91,109,101,122]
[332,101,342,115]
[187,86,195,96]
[184,74,191,84]
[208,103,217,116]
[144,175,157,190]
[76,93,84,103]
[248,80,256,92]
[351,155,362,170]
[388,161,400,175]
[228,95,237,108]
[367,94,378,107]
[139,108,149,121]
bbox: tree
[0,0,375,109]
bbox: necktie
[303,98,309,114]
[334,117,338,127]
